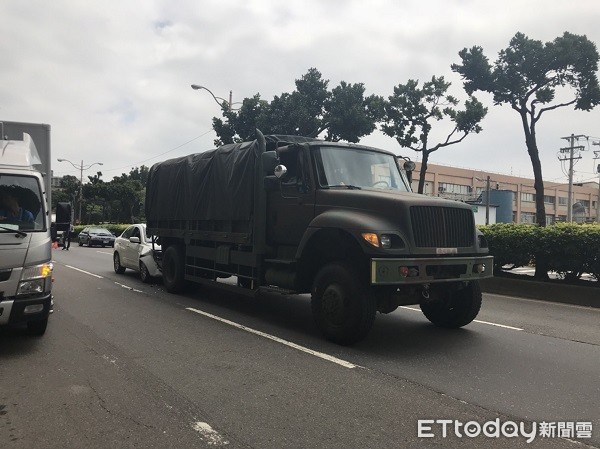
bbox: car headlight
[17,263,53,297]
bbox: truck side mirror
[274,164,287,179]
[403,160,416,184]
[261,151,279,174]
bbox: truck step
[264,258,296,265]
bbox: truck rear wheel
[420,281,482,328]
[162,245,186,293]
[311,263,376,345]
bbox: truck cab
[0,132,53,335]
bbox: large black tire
[162,245,186,293]
[139,261,152,284]
[27,317,48,336]
[113,252,126,274]
[311,263,376,345]
[420,281,482,328]
[78,240,83,247]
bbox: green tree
[212,68,383,145]
[381,76,487,193]
[452,32,600,227]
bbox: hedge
[479,223,600,281]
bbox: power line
[54,130,214,177]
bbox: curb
[480,276,599,308]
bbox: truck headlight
[361,233,380,247]
[17,263,53,297]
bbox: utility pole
[559,134,585,222]
[593,142,600,223]
[485,175,491,225]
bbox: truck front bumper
[371,255,494,285]
[0,293,52,327]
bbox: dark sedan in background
[78,227,116,247]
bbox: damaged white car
[113,224,161,283]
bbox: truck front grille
[410,206,474,248]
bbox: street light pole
[190,84,231,110]
[57,158,103,224]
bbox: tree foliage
[212,68,384,146]
[52,166,149,224]
[452,32,600,228]
[381,76,487,193]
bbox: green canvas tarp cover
[145,140,259,222]
[145,135,320,222]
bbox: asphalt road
[1,245,598,448]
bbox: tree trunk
[417,151,429,194]
[522,117,549,280]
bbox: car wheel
[27,318,48,336]
[113,252,126,274]
[420,281,482,328]
[78,240,83,246]
[311,263,376,345]
[140,261,152,283]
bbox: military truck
[0,121,53,336]
[146,132,492,344]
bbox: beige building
[412,162,599,224]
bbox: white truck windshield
[0,175,44,231]
[315,146,411,192]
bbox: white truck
[0,121,53,335]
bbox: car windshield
[90,228,111,234]
[0,175,45,232]
[314,146,410,191]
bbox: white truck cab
[0,129,53,335]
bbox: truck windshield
[0,175,44,232]
[314,146,410,192]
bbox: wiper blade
[328,184,362,190]
[0,225,27,237]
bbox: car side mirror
[129,236,140,244]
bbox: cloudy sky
[1,0,600,185]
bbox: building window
[578,199,590,208]
[543,195,555,204]
[557,215,567,222]
[558,197,568,206]
[438,182,472,195]
[521,192,536,202]
[520,212,536,223]
[545,215,555,225]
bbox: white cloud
[1,0,599,183]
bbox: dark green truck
[146,132,492,344]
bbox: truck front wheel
[163,245,186,293]
[420,281,482,328]
[311,264,376,345]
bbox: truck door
[266,145,315,249]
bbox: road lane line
[114,282,143,293]
[186,307,360,369]
[65,265,103,279]
[471,319,523,330]
[399,306,523,331]
[192,422,229,446]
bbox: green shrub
[478,223,536,272]
[479,223,600,280]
